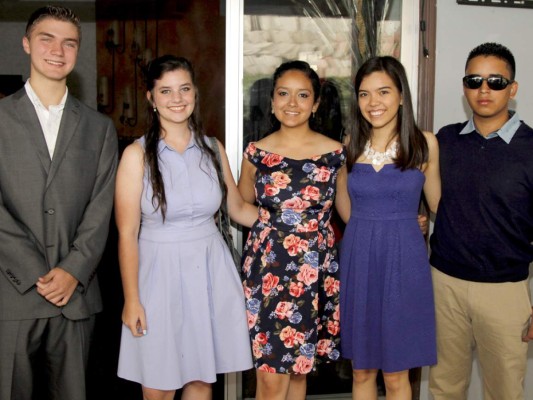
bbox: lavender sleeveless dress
[117,136,252,390]
[340,163,436,372]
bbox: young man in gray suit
[0,5,118,399]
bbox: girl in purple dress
[336,56,441,399]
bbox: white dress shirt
[25,80,68,159]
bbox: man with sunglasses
[428,42,533,400]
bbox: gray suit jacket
[0,88,118,321]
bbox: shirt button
[45,208,55,215]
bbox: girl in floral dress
[238,60,347,400]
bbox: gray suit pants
[0,315,95,400]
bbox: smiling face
[148,68,196,129]
[271,69,319,130]
[22,17,79,84]
[357,70,402,135]
[463,55,517,126]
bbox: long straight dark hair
[144,55,226,220]
[346,56,427,171]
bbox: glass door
[225,1,419,398]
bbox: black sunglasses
[462,74,514,91]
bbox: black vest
[430,121,533,282]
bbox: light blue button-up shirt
[459,110,521,144]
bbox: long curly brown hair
[143,55,226,221]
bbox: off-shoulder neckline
[247,142,345,162]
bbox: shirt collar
[459,110,521,144]
[157,132,199,154]
[24,79,68,111]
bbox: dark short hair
[465,42,515,80]
[25,5,81,43]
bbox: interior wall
[433,1,533,132]
[425,2,533,400]
[95,1,226,142]
[0,1,226,144]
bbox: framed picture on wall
[457,0,533,8]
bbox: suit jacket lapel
[14,90,51,173]
[46,95,81,189]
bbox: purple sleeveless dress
[340,163,436,372]
[117,136,252,390]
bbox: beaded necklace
[363,140,399,166]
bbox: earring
[153,106,157,112]
[312,112,316,119]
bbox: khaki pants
[429,267,531,400]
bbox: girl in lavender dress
[115,55,256,400]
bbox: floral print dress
[242,142,345,374]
